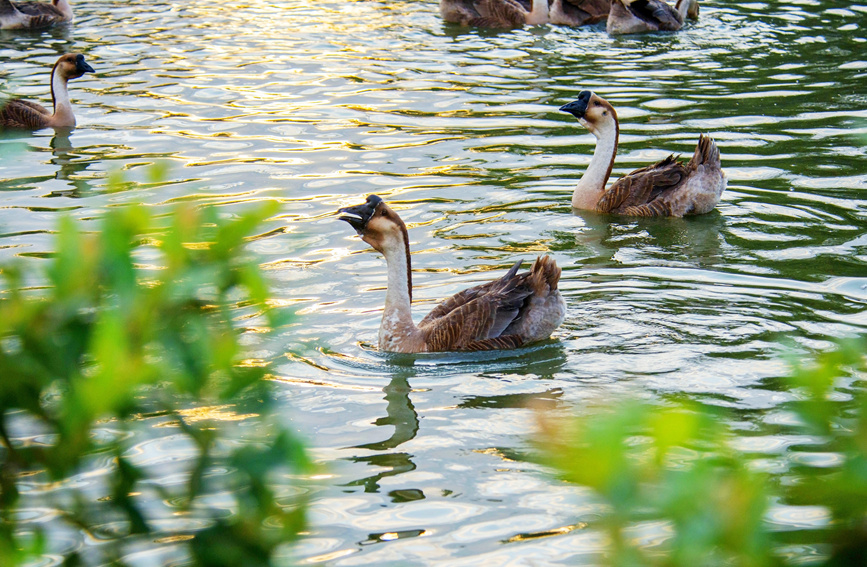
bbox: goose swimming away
[439,0,550,27]
[338,195,566,353]
[0,0,73,30]
[559,90,726,217]
[607,0,698,35]
[0,53,94,130]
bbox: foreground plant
[0,197,308,566]
[533,338,866,567]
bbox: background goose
[607,0,698,35]
[0,53,94,130]
[338,195,566,353]
[440,0,549,27]
[0,0,72,30]
[559,90,726,217]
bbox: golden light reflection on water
[152,405,258,428]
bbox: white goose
[559,90,726,217]
[339,195,566,353]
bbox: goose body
[559,90,726,217]
[0,0,72,30]
[548,0,608,27]
[607,0,698,35]
[0,53,94,130]
[339,195,566,353]
[440,0,549,27]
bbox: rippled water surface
[2,0,866,564]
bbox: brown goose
[0,53,94,130]
[440,0,550,27]
[559,90,726,217]
[0,0,72,30]
[607,0,699,35]
[548,0,608,27]
[338,195,566,353]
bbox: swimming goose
[559,90,726,217]
[339,195,566,353]
[0,53,94,130]
[0,0,72,30]
[607,0,698,35]
[548,0,608,27]
[440,0,549,27]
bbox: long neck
[378,230,423,351]
[50,65,75,128]
[526,0,549,24]
[53,0,74,19]
[572,117,618,210]
[675,0,698,19]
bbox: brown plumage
[439,0,550,27]
[338,195,566,353]
[607,0,699,35]
[559,90,726,217]
[547,0,609,26]
[0,53,94,131]
[0,0,72,30]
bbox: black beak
[559,90,592,118]
[338,194,382,234]
[76,55,95,74]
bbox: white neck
[572,117,618,210]
[675,0,697,19]
[50,68,76,128]
[526,0,549,24]
[54,0,74,20]
[378,238,422,351]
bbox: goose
[0,53,94,130]
[440,0,549,27]
[559,90,726,217]
[548,0,608,27]
[607,0,698,35]
[0,0,72,30]
[338,195,566,353]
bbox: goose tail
[529,255,561,295]
[689,134,721,170]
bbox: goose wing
[4,0,65,28]
[561,0,610,24]
[596,155,689,217]
[623,0,683,29]
[0,99,50,130]
[12,1,63,17]
[419,261,536,350]
[474,0,528,27]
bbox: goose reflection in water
[342,372,420,501]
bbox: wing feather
[0,99,50,130]
[597,155,688,214]
[420,261,535,351]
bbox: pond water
[2,0,866,564]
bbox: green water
[1,0,866,564]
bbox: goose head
[56,53,94,81]
[560,90,618,138]
[339,194,409,256]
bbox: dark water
[1,0,866,564]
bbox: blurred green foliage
[533,338,866,567]
[0,168,308,566]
